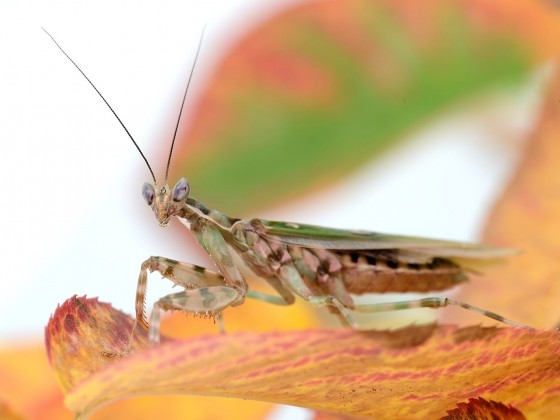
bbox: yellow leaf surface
[45,296,560,419]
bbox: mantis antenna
[43,27,206,185]
[165,25,206,183]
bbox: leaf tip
[45,295,148,393]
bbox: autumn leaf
[44,296,150,394]
[45,296,560,418]
[169,0,560,215]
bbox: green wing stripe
[251,219,516,259]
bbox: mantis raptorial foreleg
[149,288,235,344]
[137,223,301,344]
[147,287,298,345]
[135,256,236,328]
[309,296,535,330]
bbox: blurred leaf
[442,397,526,420]
[0,399,24,420]
[46,297,559,418]
[313,412,364,420]
[163,0,560,214]
[0,346,72,419]
[450,64,560,329]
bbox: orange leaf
[0,346,72,419]
[0,399,24,420]
[451,64,560,329]
[46,296,560,418]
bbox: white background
[0,0,544,342]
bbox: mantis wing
[250,218,516,260]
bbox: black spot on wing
[365,255,377,265]
[193,265,206,274]
[386,260,399,269]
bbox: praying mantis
[44,28,532,345]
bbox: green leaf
[169,0,530,214]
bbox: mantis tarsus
[44,28,533,345]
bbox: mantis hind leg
[309,296,534,330]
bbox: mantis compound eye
[171,177,190,202]
[142,182,155,206]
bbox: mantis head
[43,28,204,227]
[142,177,190,227]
